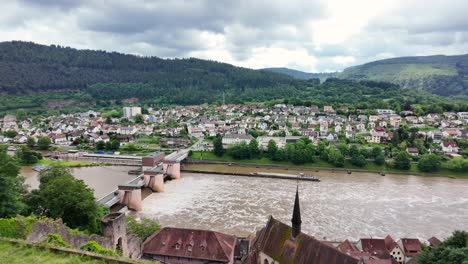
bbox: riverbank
[37,159,111,168]
[189,151,468,178]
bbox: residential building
[142,227,238,263]
[222,134,253,146]
[123,107,142,119]
[440,141,459,154]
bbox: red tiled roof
[360,238,391,259]
[337,239,359,254]
[142,227,236,262]
[246,217,359,264]
[384,235,398,251]
[400,238,422,257]
[442,141,458,147]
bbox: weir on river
[97,150,188,210]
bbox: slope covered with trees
[338,54,468,96]
[0,41,303,103]
[260,67,337,81]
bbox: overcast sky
[1,0,468,72]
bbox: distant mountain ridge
[338,54,468,96]
[260,67,337,81]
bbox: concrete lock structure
[143,167,165,192]
[97,151,188,211]
[118,185,142,211]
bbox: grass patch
[0,240,108,264]
[37,160,106,168]
[190,151,468,178]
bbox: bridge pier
[163,161,181,179]
[118,185,142,211]
[143,168,165,192]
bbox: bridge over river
[96,150,189,211]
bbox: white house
[222,134,253,146]
[440,141,459,154]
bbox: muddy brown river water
[136,164,468,240]
[21,164,468,240]
[20,166,137,198]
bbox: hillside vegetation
[0,41,303,104]
[338,54,468,96]
[0,41,466,114]
[260,67,337,81]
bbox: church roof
[245,216,359,264]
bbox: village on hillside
[1,104,466,159]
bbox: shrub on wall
[0,215,40,239]
[80,241,119,257]
[46,233,71,248]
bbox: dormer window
[175,243,180,250]
[187,245,193,252]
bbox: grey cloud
[19,0,83,9]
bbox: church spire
[291,185,302,239]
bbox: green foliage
[328,147,345,167]
[37,136,51,150]
[267,140,278,159]
[0,215,40,239]
[134,114,144,124]
[16,146,43,164]
[125,216,161,241]
[26,136,35,149]
[418,154,441,172]
[96,141,105,150]
[351,154,367,167]
[285,139,316,165]
[0,218,18,238]
[46,233,71,248]
[26,165,104,233]
[339,54,468,96]
[212,136,224,157]
[417,230,468,264]
[229,141,251,160]
[375,154,385,166]
[0,150,27,217]
[3,130,18,138]
[0,240,112,263]
[445,158,468,172]
[394,151,411,170]
[249,138,260,158]
[80,241,119,257]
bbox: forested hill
[260,67,337,81]
[0,41,306,104]
[338,54,468,96]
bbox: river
[134,164,468,241]
[20,166,137,198]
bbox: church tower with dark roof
[291,185,302,240]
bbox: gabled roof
[442,141,458,147]
[384,235,398,251]
[360,238,391,259]
[142,227,236,262]
[400,238,422,257]
[247,216,359,264]
[337,239,359,254]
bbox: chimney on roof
[291,185,302,240]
